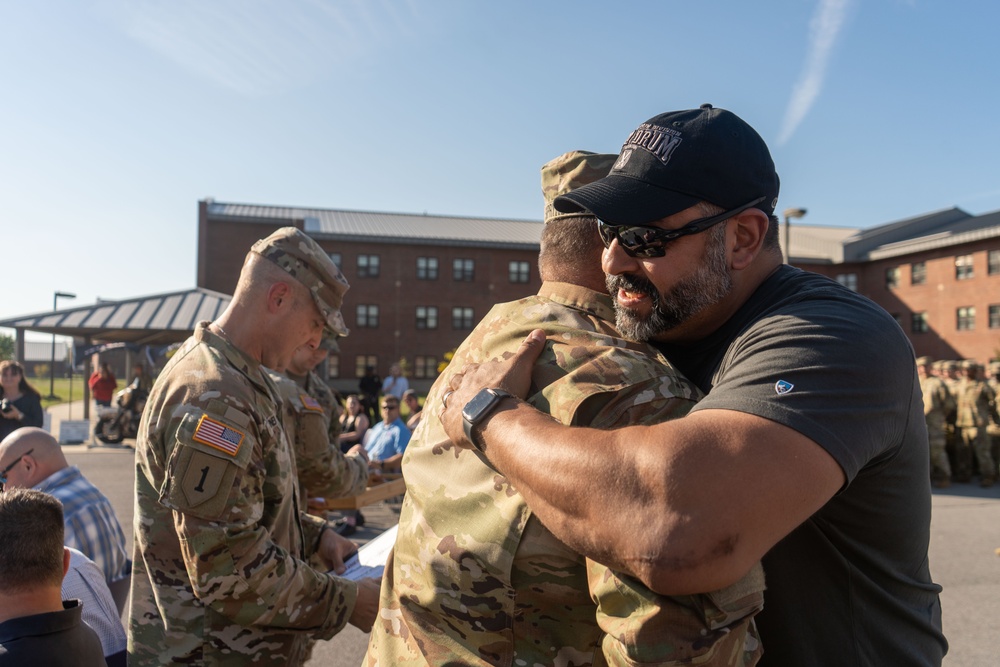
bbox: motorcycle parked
[94,384,147,444]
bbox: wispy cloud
[777,0,853,145]
[98,0,419,96]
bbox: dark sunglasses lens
[616,227,667,258]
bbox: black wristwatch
[462,388,514,452]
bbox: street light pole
[48,291,76,400]
[782,208,807,264]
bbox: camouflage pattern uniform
[917,356,955,485]
[366,284,764,667]
[266,368,367,503]
[941,361,963,480]
[954,361,997,486]
[987,361,1000,469]
[130,227,358,666]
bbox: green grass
[26,376,89,409]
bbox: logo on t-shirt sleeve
[775,380,794,395]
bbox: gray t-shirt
[660,265,946,666]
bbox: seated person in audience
[63,548,127,667]
[338,394,370,453]
[0,488,106,667]
[402,389,423,431]
[336,395,411,537]
[0,427,131,586]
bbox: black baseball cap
[554,104,780,225]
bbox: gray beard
[607,231,732,341]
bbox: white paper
[337,524,398,581]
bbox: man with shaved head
[0,427,129,587]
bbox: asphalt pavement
[50,401,1000,666]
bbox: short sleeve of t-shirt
[689,288,917,482]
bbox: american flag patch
[192,415,245,456]
[300,394,323,412]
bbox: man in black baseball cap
[438,106,947,666]
[554,104,779,225]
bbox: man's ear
[265,282,294,314]
[729,210,770,270]
[62,547,71,577]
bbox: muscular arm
[443,330,845,595]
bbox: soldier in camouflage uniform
[941,360,963,481]
[286,330,345,443]
[265,363,368,505]
[366,152,764,667]
[954,360,997,487]
[129,227,380,666]
[917,356,955,488]
[988,361,1000,469]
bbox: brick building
[784,206,1000,363]
[197,199,543,393]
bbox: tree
[0,333,13,361]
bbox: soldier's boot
[980,476,996,488]
[932,478,952,489]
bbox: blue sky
[3,0,1000,341]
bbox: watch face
[462,389,498,423]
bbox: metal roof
[206,201,544,248]
[0,288,231,345]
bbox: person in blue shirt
[363,395,411,471]
[337,395,411,537]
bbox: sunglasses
[597,196,766,258]
[381,404,398,410]
[0,448,33,491]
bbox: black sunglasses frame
[0,448,33,491]
[598,196,766,258]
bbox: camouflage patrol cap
[251,227,350,336]
[990,360,1000,372]
[915,356,933,366]
[961,359,979,369]
[318,328,340,352]
[944,360,958,370]
[541,151,618,224]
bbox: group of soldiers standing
[918,356,1000,488]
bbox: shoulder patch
[300,393,324,412]
[192,414,245,456]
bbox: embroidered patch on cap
[192,415,245,456]
[775,380,794,395]
[300,394,323,412]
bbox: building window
[911,261,926,285]
[415,306,438,329]
[990,305,1000,329]
[355,355,378,378]
[989,250,1000,276]
[509,260,530,283]
[453,258,475,282]
[326,355,340,379]
[836,273,858,291]
[452,306,474,329]
[358,254,380,278]
[414,356,438,379]
[327,252,342,271]
[356,304,379,328]
[955,255,974,280]
[417,257,439,280]
[885,266,900,289]
[912,312,929,334]
[957,306,975,331]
